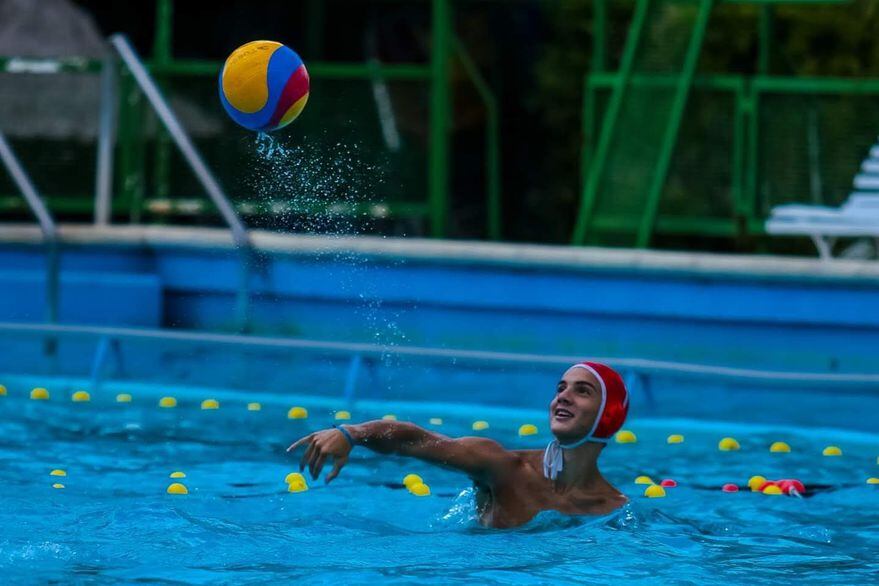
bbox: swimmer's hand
[287,428,351,484]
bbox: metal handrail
[0,132,55,238]
[94,53,117,226]
[109,33,251,331]
[2,321,879,387]
[109,34,248,247]
[0,131,59,325]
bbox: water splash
[245,131,383,235]
[246,131,409,393]
[436,487,479,527]
[255,132,281,159]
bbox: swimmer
[287,362,629,528]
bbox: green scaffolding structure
[573,0,876,249]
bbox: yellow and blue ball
[219,40,309,132]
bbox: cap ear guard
[568,362,628,442]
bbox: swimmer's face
[549,366,602,442]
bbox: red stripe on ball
[266,65,310,129]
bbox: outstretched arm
[287,420,514,484]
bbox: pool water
[1,375,877,584]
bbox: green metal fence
[574,0,879,250]
[580,72,879,245]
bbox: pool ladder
[0,34,253,334]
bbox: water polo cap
[543,362,629,480]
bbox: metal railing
[109,34,252,331]
[0,0,505,241]
[2,322,878,394]
[0,131,58,326]
[94,53,118,226]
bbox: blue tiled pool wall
[2,240,879,376]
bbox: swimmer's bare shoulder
[506,450,628,514]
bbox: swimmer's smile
[553,408,574,421]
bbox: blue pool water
[1,372,877,584]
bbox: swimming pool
[2,356,877,584]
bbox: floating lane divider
[166,469,189,494]
[201,399,219,410]
[718,437,740,451]
[404,474,430,496]
[288,406,308,419]
[1,380,866,500]
[30,387,49,400]
[717,475,808,497]
[770,441,791,453]
[748,475,767,491]
[50,468,67,490]
[518,424,538,437]
[615,430,637,443]
[644,485,666,498]
[285,472,308,493]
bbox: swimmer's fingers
[305,440,325,477]
[325,456,347,484]
[287,433,314,453]
[300,440,317,472]
[311,451,328,480]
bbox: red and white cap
[544,362,630,479]
[564,362,630,445]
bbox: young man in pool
[287,361,630,528]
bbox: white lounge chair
[765,143,879,259]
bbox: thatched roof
[0,0,220,140]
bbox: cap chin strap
[543,363,611,480]
[542,434,609,481]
